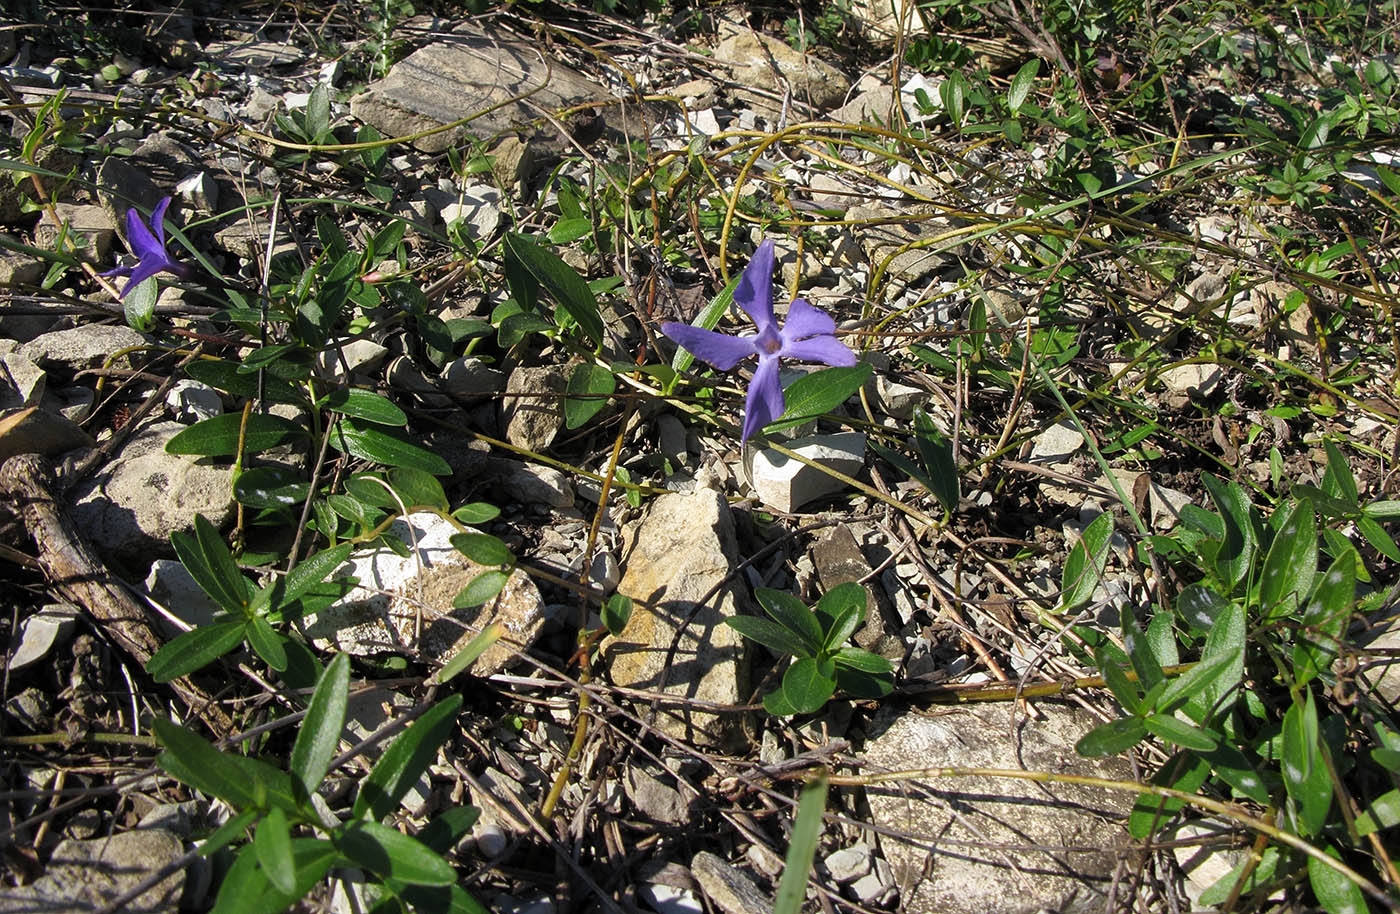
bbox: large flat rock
[603,489,748,747]
[862,702,1134,914]
[349,26,610,153]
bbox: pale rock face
[603,488,749,747]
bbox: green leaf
[1198,743,1270,803]
[210,839,337,914]
[763,688,799,716]
[1183,603,1245,724]
[417,807,482,856]
[153,718,296,812]
[1060,512,1113,612]
[1355,788,1400,836]
[452,570,509,609]
[319,388,408,426]
[830,646,894,674]
[564,362,616,429]
[388,467,449,511]
[672,276,739,374]
[547,216,593,244]
[782,656,837,714]
[602,594,633,636]
[124,275,158,332]
[165,412,306,458]
[1143,713,1218,751]
[291,653,349,797]
[271,543,353,613]
[913,407,959,512]
[449,533,514,566]
[815,582,866,650]
[1293,550,1356,688]
[245,616,288,671]
[306,82,330,140]
[1128,752,1210,840]
[452,502,500,525]
[1075,717,1147,756]
[754,588,823,654]
[1199,847,1280,907]
[1200,474,1257,591]
[198,808,258,857]
[773,775,828,914]
[145,621,248,682]
[503,233,604,346]
[1282,691,1331,836]
[765,363,872,433]
[254,807,295,895]
[1175,583,1230,632]
[234,466,312,510]
[1096,652,1142,715]
[185,359,305,405]
[357,695,464,821]
[1363,499,1400,521]
[331,420,451,475]
[1308,845,1368,914]
[429,622,502,685]
[1356,513,1400,562]
[1260,498,1317,619]
[725,615,811,659]
[1007,58,1040,114]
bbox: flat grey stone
[502,364,568,453]
[8,604,80,670]
[690,851,772,914]
[862,703,1133,914]
[500,463,574,508]
[824,843,871,883]
[625,767,690,826]
[349,27,611,154]
[603,488,748,746]
[34,204,116,264]
[144,558,222,634]
[0,828,185,914]
[165,379,222,424]
[441,356,506,401]
[21,323,149,371]
[750,432,866,513]
[713,31,850,111]
[1029,420,1084,465]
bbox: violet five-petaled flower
[101,196,191,298]
[661,239,857,443]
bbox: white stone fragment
[825,844,871,884]
[749,432,866,513]
[166,379,222,424]
[1029,420,1083,465]
[8,605,79,670]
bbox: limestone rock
[502,364,568,453]
[1029,420,1084,465]
[21,323,149,371]
[0,406,93,461]
[603,489,748,746]
[750,432,866,513]
[34,204,116,264]
[96,156,165,237]
[8,604,80,671]
[713,31,850,112]
[308,512,545,676]
[0,828,185,914]
[349,27,611,154]
[690,851,773,914]
[499,462,574,508]
[70,421,235,562]
[441,356,506,402]
[625,767,690,826]
[862,703,1133,914]
[811,524,900,657]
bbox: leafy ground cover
[3,0,1400,911]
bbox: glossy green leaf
[1128,752,1210,839]
[1175,582,1230,632]
[1363,499,1400,521]
[1198,742,1270,803]
[452,502,500,525]
[765,363,872,433]
[762,688,799,716]
[816,582,867,648]
[564,362,616,429]
[146,620,248,682]
[1282,691,1331,836]
[209,839,337,914]
[165,412,306,457]
[782,657,837,714]
[1200,473,1256,591]
[1182,603,1245,724]
[755,588,823,654]
[503,233,604,346]
[831,647,894,674]
[254,807,295,895]
[1356,788,1400,836]
[1321,439,1360,505]
[430,622,502,685]
[1308,845,1367,914]
[913,407,959,512]
[388,467,449,511]
[416,807,482,856]
[1060,512,1113,612]
[1075,717,1147,756]
[275,543,353,612]
[1198,847,1280,907]
[725,615,811,659]
[1143,713,1218,751]
[245,617,288,671]
[602,594,633,636]
[773,774,828,914]
[547,216,593,244]
[1097,652,1142,715]
[357,695,464,821]
[453,570,509,609]
[185,359,304,405]
[1260,498,1317,619]
[1122,607,1164,697]
[449,533,514,566]
[197,808,258,857]
[291,653,349,797]
[319,388,408,426]
[672,276,739,374]
[234,466,312,510]
[1007,58,1040,113]
[331,420,451,475]
[1158,647,1243,716]
[1294,551,1355,688]
[1356,513,1400,562]
[124,275,158,332]
[153,718,297,813]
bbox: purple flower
[662,240,857,443]
[101,197,191,298]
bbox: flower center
[756,326,782,355]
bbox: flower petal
[117,259,165,299]
[100,264,135,279]
[149,197,172,248]
[733,239,776,331]
[661,322,757,371]
[781,297,836,340]
[781,333,858,367]
[125,206,162,261]
[741,354,784,442]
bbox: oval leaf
[765,363,872,433]
[782,656,837,714]
[331,420,451,475]
[564,362,616,430]
[449,533,514,567]
[319,388,407,426]
[146,621,248,682]
[503,233,604,346]
[453,570,510,608]
[166,413,306,457]
[290,653,350,796]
